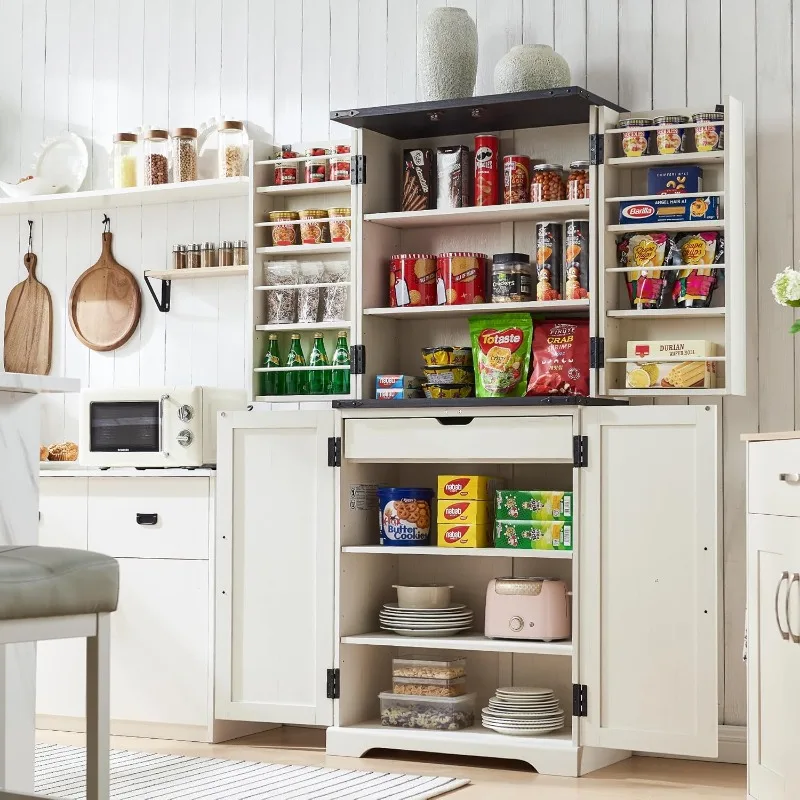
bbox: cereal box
[625,339,717,390]
[437,499,492,525]
[494,520,573,551]
[495,491,572,522]
[438,475,504,501]
[438,523,493,548]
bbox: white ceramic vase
[418,7,478,101]
[493,44,571,94]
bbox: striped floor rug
[35,742,469,799]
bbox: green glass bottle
[261,334,285,396]
[284,334,308,396]
[331,330,351,395]
[308,333,330,395]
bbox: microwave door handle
[159,394,169,458]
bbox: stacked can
[534,220,590,301]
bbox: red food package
[526,319,590,397]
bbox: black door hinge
[327,437,342,468]
[590,133,604,165]
[573,435,588,468]
[350,344,366,375]
[327,668,340,699]
[573,684,587,717]
[351,155,367,184]
[590,337,605,369]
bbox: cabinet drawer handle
[779,473,800,484]
[136,513,158,526]
[776,571,791,640]
[787,573,800,644]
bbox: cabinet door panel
[580,405,718,757]
[216,410,336,726]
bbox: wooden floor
[38,727,746,798]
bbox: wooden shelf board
[257,243,351,256]
[144,266,248,280]
[256,181,351,195]
[364,299,590,319]
[342,545,572,558]
[606,308,725,319]
[255,321,352,332]
[341,632,573,656]
[606,151,725,167]
[255,281,352,291]
[607,220,724,233]
[606,356,725,363]
[607,388,728,397]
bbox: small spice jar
[328,208,351,243]
[219,241,234,267]
[218,120,247,178]
[566,160,590,200]
[187,243,202,270]
[692,111,725,152]
[171,128,198,182]
[654,115,688,155]
[269,211,300,246]
[172,244,187,270]
[619,118,653,157]
[274,149,298,185]
[329,145,351,181]
[299,209,329,245]
[305,148,328,183]
[491,253,532,303]
[531,164,565,202]
[112,132,138,189]
[233,240,248,266]
[200,242,217,269]
[143,129,169,185]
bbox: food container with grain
[219,241,234,267]
[297,261,324,324]
[379,691,476,731]
[233,240,248,266]
[274,149,298,185]
[143,129,169,185]
[322,261,350,322]
[392,676,467,697]
[187,243,201,270]
[393,584,453,609]
[328,208,351,242]
[299,209,329,245]
[269,211,300,246]
[218,120,247,178]
[422,346,472,367]
[390,253,436,307]
[172,244,187,270]
[692,111,725,152]
[393,654,466,680]
[170,128,198,182]
[491,253,532,303]
[329,145,351,181]
[264,261,299,324]
[566,160,589,200]
[378,487,434,545]
[112,132,138,189]
[200,242,217,269]
[305,147,329,183]
[436,252,487,306]
[619,118,653,157]
[654,115,689,155]
[531,164,565,202]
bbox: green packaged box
[494,520,573,551]
[495,490,573,522]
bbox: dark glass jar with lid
[491,253,532,303]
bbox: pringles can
[563,219,590,300]
[474,134,500,206]
[535,222,562,301]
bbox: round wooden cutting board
[69,231,141,352]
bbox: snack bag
[672,232,723,308]
[470,313,533,398]
[618,232,676,310]
[526,319,590,396]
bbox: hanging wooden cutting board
[4,252,53,375]
[69,231,141,352]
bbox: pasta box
[494,520,573,551]
[619,195,719,224]
[646,166,703,195]
[625,339,718,390]
[495,490,573,522]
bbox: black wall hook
[102,214,110,234]
[27,220,33,254]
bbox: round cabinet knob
[177,404,194,422]
[176,430,194,448]
[509,616,524,632]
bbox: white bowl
[0,178,64,198]
[393,584,454,609]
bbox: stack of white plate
[481,687,565,736]
[378,603,474,637]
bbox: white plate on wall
[0,177,65,198]
[32,132,89,193]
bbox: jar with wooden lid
[233,240,248,266]
[218,120,246,178]
[143,129,169,185]
[172,244,187,270]
[200,242,217,269]
[171,128,198,182]
[269,211,300,246]
[531,164,565,202]
[113,133,138,189]
[219,241,234,267]
[566,160,589,200]
[187,243,202,270]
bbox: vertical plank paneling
[386,0,418,106]
[652,0,686,108]
[91,0,119,190]
[586,0,617,101]
[522,0,554,47]
[111,206,143,387]
[273,2,303,142]
[20,0,46,167]
[301,0,331,141]
[190,199,221,387]
[329,0,360,133]
[475,0,522,97]
[554,0,586,88]
[247,0,275,138]
[68,0,95,176]
[138,204,168,387]
[618,0,652,111]
[164,202,195,386]
[358,0,388,108]
[0,217,19,368]
[117,0,145,132]
[686,0,721,108]
[220,0,249,120]
[142,0,170,127]
[44,0,71,141]
[168,0,196,129]
[0,0,23,181]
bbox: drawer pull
[779,473,800,484]
[436,417,474,426]
[788,573,800,644]
[776,571,791,641]
[136,513,158,526]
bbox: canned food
[654,115,689,155]
[305,147,329,183]
[269,210,300,246]
[378,488,434,545]
[535,222,562,301]
[422,365,475,385]
[531,164,565,203]
[503,155,531,204]
[619,118,653,157]
[328,207,351,243]
[390,254,436,307]
[563,219,590,300]
[692,112,725,152]
[421,346,472,367]
[274,150,298,185]
[329,145,351,181]
[491,252,532,303]
[436,252,488,305]
[422,383,473,399]
[299,209,330,245]
[567,160,590,200]
[474,135,500,206]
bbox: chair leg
[85,614,110,800]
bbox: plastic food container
[299,209,329,245]
[269,211,300,246]
[654,115,689,155]
[393,655,467,680]
[392,676,467,697]
[393,584,453,609]
[379,691,476,730]
[531,164,565,202]
[421,346,472,367]
[491,252,532,303]
[692,112,725,152]
[378,487,434,545]
[566,160,589,200]
[619,118,653,157]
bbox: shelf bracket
[144,273,171,313]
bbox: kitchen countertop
[0,372,80,393]
[40,466,216,477]
[741,431,800,442]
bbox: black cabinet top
[330,86,626,139]
[334,397,627,410]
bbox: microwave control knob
[177,404,194,422]
[176,430,194,448]
[509,616,524,633]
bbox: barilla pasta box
[437,499,492,525]
[438,522,493,548]
[619,195,719,224]
[438,475,504,501]
[495,491,573,522]
[494,520,573,551]
[625,339,717,390]
[376,375,422,391]
[646,165,703,195]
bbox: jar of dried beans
[566,160,590,200]
[218,120,247,178]
[171,128,198,182]
[112,132,138,189]
[143,129,169,185]
[531,164,565,202]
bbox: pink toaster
[484,577,571,641]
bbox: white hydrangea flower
[772,266,800,307]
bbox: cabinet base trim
[633,725,746,765]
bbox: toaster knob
[509,616,524,632]
[177,404,194,422]
[176,430,194,447]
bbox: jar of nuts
[531,164,565,202]
[170,128,198,182]
[143,129,169,186]
[218,120,247,178]
[566,160,590,200]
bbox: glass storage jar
[566,160,590,200]
[187,243,201,270]
[143,129,169,185]
[233,240,248,266]
[219,241,234,267]
[531,164,565,202]
[112,132,138,189]
[172,244,187,270]
[171,128,198,182]
[218,120,246,178]
[200,242,217,269]
[491,252,532,303]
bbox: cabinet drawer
[87,478,210,559]
[749,440,800,517]
[344,415,574,463]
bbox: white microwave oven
[79,387,246,468]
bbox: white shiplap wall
[0,0,771,726]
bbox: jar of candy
[654,115,689,155]
[619,118,653,157]
[531,164,565,202]
[305,148,328,183]
[566,160,590,200]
